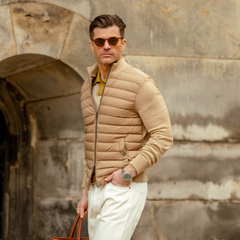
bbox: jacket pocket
[117,138,129,167]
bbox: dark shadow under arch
[0,109,7,240]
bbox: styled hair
[89,14,126,40]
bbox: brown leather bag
[51,215,89,240]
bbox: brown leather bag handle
[69,215,82,240]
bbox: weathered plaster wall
[126,56,240,142]
[0,1,240,240]
[90,1,240,239]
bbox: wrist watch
[122,169,133,181]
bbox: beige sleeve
[129,80,173,174]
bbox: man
[76,14,173,240]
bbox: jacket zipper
[88,64,113,188]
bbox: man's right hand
[76,188,89,218]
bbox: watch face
[123,172,132,181]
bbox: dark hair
[89,14,126,40]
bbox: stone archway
[0,2,94,239]
[0,2,95,80]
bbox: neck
[98,63,111,80]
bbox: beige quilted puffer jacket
[81,58,173,190]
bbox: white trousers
[88,182,148,240]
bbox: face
[90,25,127,66]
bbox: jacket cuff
[129,154,150,175]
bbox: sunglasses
[92,37,122,47]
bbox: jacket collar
[86,57,130,81]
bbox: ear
[90,41,94,52]
[121,39,127,51]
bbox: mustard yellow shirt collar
[93,70,106,96]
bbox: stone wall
[0,1,239,239]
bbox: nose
[103,39,111,50]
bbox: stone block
[36,140,69,198]
[154,201,240,240]
[10,2,73,58]
[1,0,90,20]
[28,94,85,139]
[6,60,83,101]
[126,56,240,142]
[132,201,153,240]
[34,0,91,20]
[68,141,85,197]
[0,0,26,5]
[92,0,240,58]
[36,198,88,240]
[147,142,240,201]
[60,13,95,81]
[0,5,17,62]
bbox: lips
[101,53,112,56]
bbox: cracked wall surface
[0,1,239,240]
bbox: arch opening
[0,53,87,239]
[1,54,84,102]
